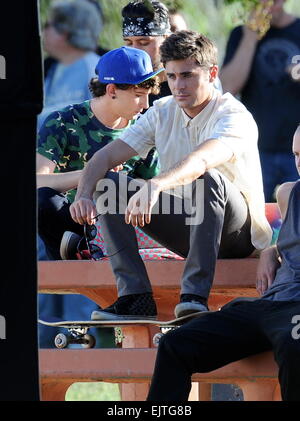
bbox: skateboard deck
[38,311,211,348]
[38,311,210,329]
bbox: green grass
[65,382,121,401]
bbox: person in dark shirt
[147,125,300,401]
[220,0,300,202]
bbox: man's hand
[256,245,280,295]
[111,164,124,172]
[69,198,97,225]
[125,180,161,227]
[245,0,273,40]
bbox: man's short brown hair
[89,76,160,98]
[160,30,218,68]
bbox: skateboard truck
[55,327,96,349]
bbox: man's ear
[106,83,117,99]
[209,65,218,83]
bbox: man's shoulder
[71,52,99,78]
[213,92,257,134]
[82,51,100,66]
[217,91,250,114]
[276,181,299,219]
[143,95,176,121]
[151,95,175,109]
[41,101,90,130]
[277,181,299,202]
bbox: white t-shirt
[119,89,272,250]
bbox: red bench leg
[120,326,152,401]
[40,380,74,401]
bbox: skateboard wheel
[153,332,164,347]
[81,334,96,349]
[55,333,69,349]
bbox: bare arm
[220,27,258,95]
[70,139,137,225]
[152,138,233,191]
[36,153,82,192]
[276,181,296,219]
[256,181,296,295]
[125,138,233,227]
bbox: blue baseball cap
[95,46,164,85]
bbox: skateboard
[38,311,211,349]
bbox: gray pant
[94,169,254,298]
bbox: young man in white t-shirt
[70,30,272,320]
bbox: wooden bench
[39,348,280,401]
[38,258,280,401]
[38,258,260,316]
[38,203,282,401]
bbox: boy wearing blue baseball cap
[96,46,163,85]
[37,47,161,261]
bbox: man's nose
[141,95,149,110]
[174,77,186,91]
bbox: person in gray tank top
[147,125,300,401]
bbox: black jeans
[38,187,84,259]
[95,169,254,298]
[147,299,300,401]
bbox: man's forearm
[37,170,82,192]
[75,150,111,200]
[152,139,233,192]
[220,28,258,95]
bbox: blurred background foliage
[39,0,300,64]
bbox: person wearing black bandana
[122,0,172,106]
[122,0,222,107]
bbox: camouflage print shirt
[37,100,160,202]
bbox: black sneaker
[91,293,157,321]
[174,294,209,318]
[60,231,82,260]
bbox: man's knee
[38,187,67,222]
[201,169,225,192]
[157,329,187,362]
[38,187,58,214]
[158,326,205,364]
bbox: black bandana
[123,16,171,37]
